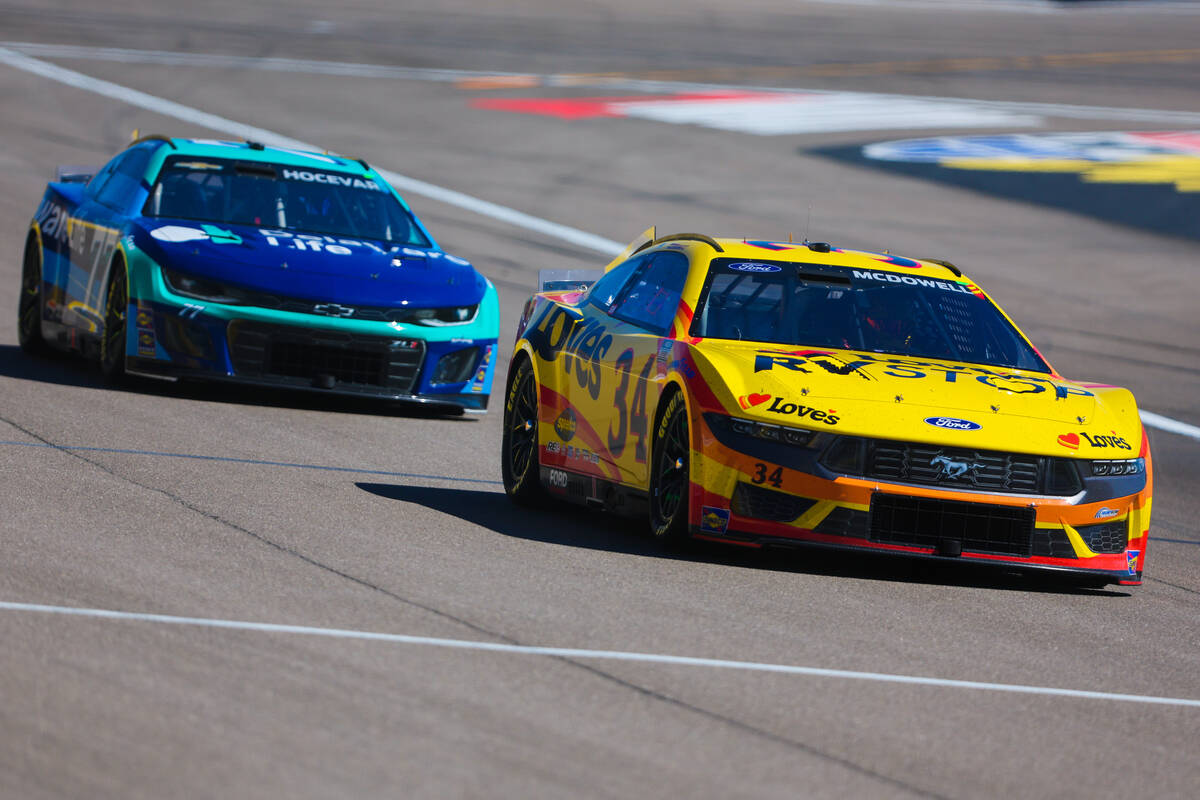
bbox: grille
[228,321,424,392]
[269,341,383,385]
[1077,521,1127,554]
[731,483,815,523]
[857,440,1080,496]
[870,493,1035,557]
[1030,528,1076,559]
[814,507,869,539]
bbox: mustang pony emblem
[930,454,985,480]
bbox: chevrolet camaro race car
[18,136,498,413]
[501,230,1152,586]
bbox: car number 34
[752,463,783,488]
[607,348,655,463]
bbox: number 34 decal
[607,348,655,462]
[752,463,783,488]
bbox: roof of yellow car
[608,230,968,283]
[693,237,968,282]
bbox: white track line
[803,0,1200,12]
[3,600,1198,708]
[0,42,523,83]
[1141,410,1200,440]
[0,46,1195,442]
[9,42,1200,127]
[0,46,623,257]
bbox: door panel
[65,206,121,334]
[528,250,690,489]
[583,250,691,488]
[594,329,662,487]
[63,144,154,336]
[62,151,127,334]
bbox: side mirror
[539,268,602,292]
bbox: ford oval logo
[728,262,781,273]
[924,416,982,431]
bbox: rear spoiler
[55,165,98,184]
[601,226,656,272]
[539,269,602,293]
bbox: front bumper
[691,414,1151,586]
[123,258,499,412]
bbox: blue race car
[18,136,498,413]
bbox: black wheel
[649,390,691,544]
[99,260,128,381]
[17,234,50,355]
[501,357,549,506]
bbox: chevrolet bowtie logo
[312,303,355,317]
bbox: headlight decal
[161,267,246,304]
[1089,458,1145,477]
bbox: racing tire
[501,357,549,506]
[648,389,691,545]
[99,259,128,382]
[17,234,50,355]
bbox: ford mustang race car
[18,135,498,413]
[501,230,1152,586]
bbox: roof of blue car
[163,138,370,173]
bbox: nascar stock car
[501,229,1152,586]
[18,136,498,413]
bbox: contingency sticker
[700,506,731,534]
[470,345,493,393]
[135,300,156,357]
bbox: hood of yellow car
[690,341,1143,457]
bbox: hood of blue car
[133,220,487,307]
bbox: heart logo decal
[1057,432,1080,450]
[738,393,771,410]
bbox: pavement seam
[1145,577,1200,596]
[0,412,515,642]
[1,412,943,798]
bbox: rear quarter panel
[30,183,84,327]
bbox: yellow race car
[501,230,1152,586]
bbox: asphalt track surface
[1,1,1199,797]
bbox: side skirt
[539,465,647,518]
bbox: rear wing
[602,226,656,272]
[55,165,98,184]
[539,269,602,293]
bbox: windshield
[144,156,430,246]
[693,258,1049,372]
